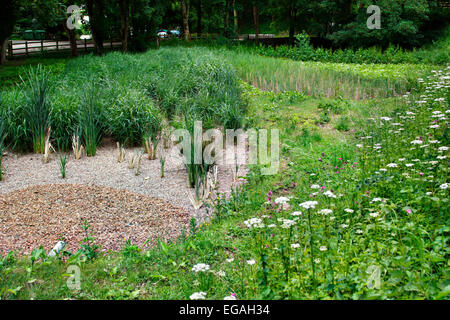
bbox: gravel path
[0,143,248,255]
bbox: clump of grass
[144,136,157,160]
[134,152,143,176]
[72,132,84,160]
[117,142,125,163]
[160,156,165,178]
[21,65,51,154]
[78,90,102,157]
[127,152,142,174]
[59,155,67,179]
[334,116,351,132]
[0,113,5,181]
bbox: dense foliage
[0,47,244,152]
[0,61,448,299]
[250,31,450,66]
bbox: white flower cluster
[244,218,264,229]
[190,292,207,300]
[191,263,210,273]
[278,218,297,228]
[318,209,333,215]
[274,196,290,204]
[299,200,318,209]
[323,190,337,198]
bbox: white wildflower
[192,263,210,273]
[190,292,207,300]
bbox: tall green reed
[0,112,5,181]
[78,89,103,157]
[20,65,51,154]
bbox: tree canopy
[1,0,448,62]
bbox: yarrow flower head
[244,218,264,229]
[318,209,333,215]
[190,292,207,300]
[192,263,210,273]
[224,294,237,300]
[386,163,398,168]
[274,197,290,204]
[279,218,297,228]
[246,259,256,265]
[299,200,318,209]
[323,190,337,198]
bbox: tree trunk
[0,39,7,65]
[86,0,104,55]
[119,0,129,52]
[64,22,78,57]
[225,0,230,31]
[252,5,259,44]
[289,5,296,44]
[233,0,238,34]
[181,0,190,41]
[196,0,202,37]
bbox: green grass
[0,48,448,300]
[219,48,434,99]
[0,57,67,87]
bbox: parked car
[157,29,168,38]
[169,30,180,37]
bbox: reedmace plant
[78,90,102,157]
[0,112,5,181]
[21,65,51,154]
